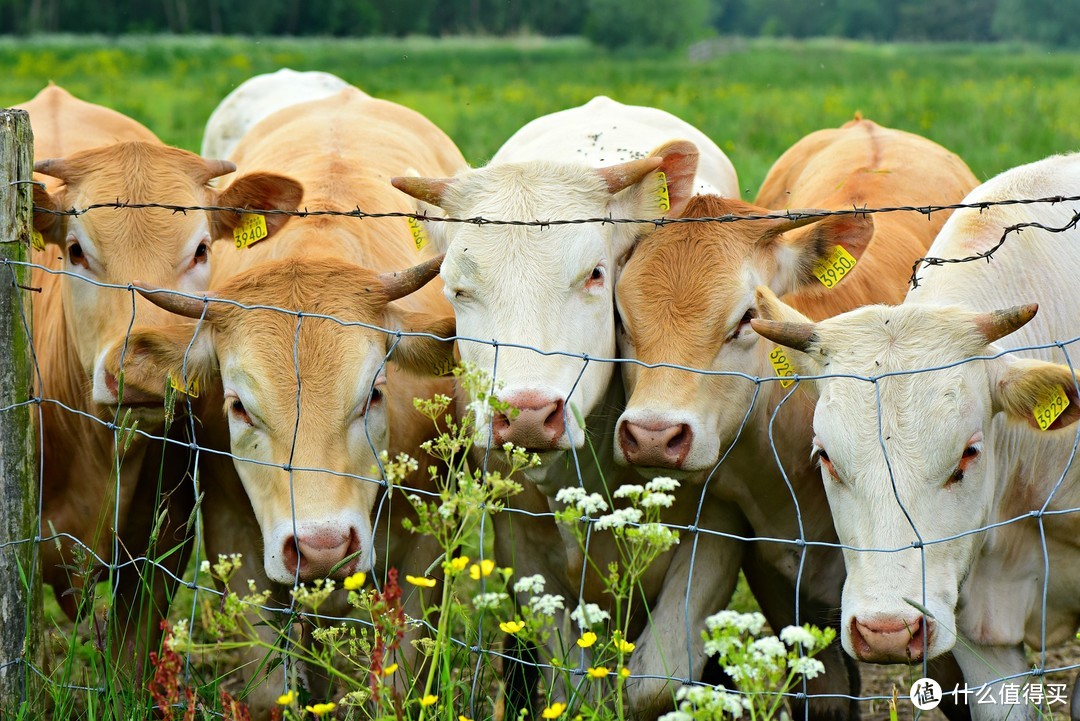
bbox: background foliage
[2,0,1080,48]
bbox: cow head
[614,196,874,474]
[752,293,1080,662]
[31,141,302,411]
[103,256,455,584]
[393,141,698,483]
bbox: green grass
[3,34,1079,196]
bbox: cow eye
[812,444,837,480]
[191,241,210,267]
[585,265,605,290]
[226,395,253,426]
[67,240,89,269]
[731,309,756,340]
[948,443,981,487]
[370,385,384,406]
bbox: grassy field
[3,34,1080,197]
[7,33,1080,719]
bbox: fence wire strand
[4,195,1080,718]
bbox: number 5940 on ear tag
[234,213,269,249]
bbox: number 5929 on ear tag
[769,347,796,388]
[234,213,269,249]
[1034,385,1069,431]
[653,171,670,213]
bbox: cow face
[393,141,697,479]
[103,256,455,584]
[614,196,874,474]
[753,296,1080,663]
[31,141,302,410]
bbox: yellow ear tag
[653,171,670,213]
[813,245,857,289]
[768,347,795,388]
[233,213,269,249]
[407,216,429,251]
[31,229,45,251]
[168,372,200,398]
[1033,385,1069,431]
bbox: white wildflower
[199,559,210,574]
[595,507,643,530]
[166,619,190,652]
[578,492,609,515]
[569,603,610,629]
[528,594,565,616]
[788,656,825,679]
[646,477,680,492]
[640,492,675,508]
[613,484,644,499]
[555,487,586,506]
[513,574,546,595]
[750,636,788,659]
[472,592,509,611]
[780,625,817,649]
[658,712,694,721]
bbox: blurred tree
[584,0,711,49]
[993,0,1080,46]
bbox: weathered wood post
[0,108,41,715]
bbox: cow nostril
[544,399,565,434]
[668,424,692,453]
[282,537,301,575]
[619,422,640,454]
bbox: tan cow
[614,118,980,718]
[16,84,301,677]
[104,86,465,712]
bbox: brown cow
[614,118,980,719]
[103,86,465,712]
[16,84,301,679]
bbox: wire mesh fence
[4,175,1080,721]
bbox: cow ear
[383,305,457,377]
[767,212,875,296]
[97,323,215,406]
[32,183,65,248]
[211,172,304,242]
[990,357,1080,431]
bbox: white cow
[393,96,742,717]
[752,152,1080,720]
[200,68,354,159]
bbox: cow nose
[282,528,360,580]
[849,615,930,663]
[491,395,565,449]
[619,420,693,468]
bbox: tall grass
[2,35,1079,194]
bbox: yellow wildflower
[542,702,567,719]
[469,559,496,580]
[614,637,635,654]
[405,575,437,588]
[577,631,597,648]
[276,690,295,705]
[419,694,438,707]
[459,716,474,721]
[305,702,336,716]
[382,662,398,676]
[620,667,631,678]
[343,572,366,591]
[587,666,609,679]
[500,620,526,634]
[447,555,470,573]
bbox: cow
[392,95,746,718]
[16,83,301,678]
[613,117,980,719]
[200,68,354,160]
[752,152,1080,721]
[103,85,465,713]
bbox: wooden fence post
[0,108,41,715]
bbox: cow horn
[392,176,452,208]
[203,159,237,180]
[597,156,664,195]
[133,281,217,321]
[973,304,1038,344]
[750,318,819,353]
[378,255,445,302]
[34,158,69,181]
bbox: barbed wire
[5,195,1080,718]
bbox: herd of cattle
[12,68,1080,719]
